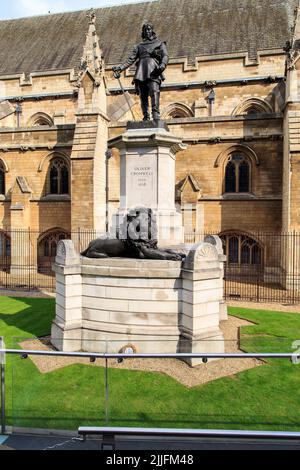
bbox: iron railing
[1,229,300,304]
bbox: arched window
[48,159,69,195]
[224,153,250,193]
[244,106,261,115]
[29,113,53,127]
[162,103,194,119]
[220,233,263,266]
[38,230,70,273]
[232,98,273,116]
[0,162,5,195]
[34,118,50,126]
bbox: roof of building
[0,0,297,76]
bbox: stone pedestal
[109,122,186,245]
[180,241,226,366]
[51,237,227,366]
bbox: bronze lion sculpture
[81,207,185,261]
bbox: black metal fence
[0,229,99,292]
[187,230,300,304]
[1,229,300,304]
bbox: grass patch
[1,297,300,431]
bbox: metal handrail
[1,348,299,437]
[78,426,300,439]
[1,349,300,359]
[79,426,300,438]
[78,426,300,450]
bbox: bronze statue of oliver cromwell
[113,23,169,122]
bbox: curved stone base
[51,240,227,366]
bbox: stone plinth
[180,241,226,366]
[109,122,186,246]
[51,238,227,366]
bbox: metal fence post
[105,357,109,425]
[0,337,6,435]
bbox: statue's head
[141,23,156,41]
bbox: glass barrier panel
[105,337,300,431]
[11,337,107,432]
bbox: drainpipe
[15,103,22,127]
[207,89,216,117]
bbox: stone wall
[0,38,289,269]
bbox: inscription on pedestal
[126,155,157,207]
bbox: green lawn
[1,297,300,431]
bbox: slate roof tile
[0,0,297,75]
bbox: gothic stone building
[0,0,300,286]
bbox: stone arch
[37,228,70,273]
[0,157,9,197]
[219,230,264,266]
[214,144,260,168]
[162,102,194,119]
[0,157,9,173]
[28,112,54,127]
[232,98,273,116]
[38,151,70,173]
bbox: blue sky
[0,0,154,20]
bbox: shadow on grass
[0,297,55,340]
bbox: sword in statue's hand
[112,66,136,121]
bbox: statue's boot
[151,91,160,122]
[140,95,150,121]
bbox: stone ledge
[180,326,224,341]
[82,276,181,289]
[53,264,82,275]
[52,319,82,331]
[82,319,180,336]
[81,265,182,278]
[181,303,220,318]
[81,257,182,269]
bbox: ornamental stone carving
[194,243,218,261]
[183,242,219,270]
[56,240,80,266]
[204,235,223,255]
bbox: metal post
[292,230,296,305]
[0,338,5,435]
[1,363,5,435]
[105,358,109,425]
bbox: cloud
[17,0,68,16]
